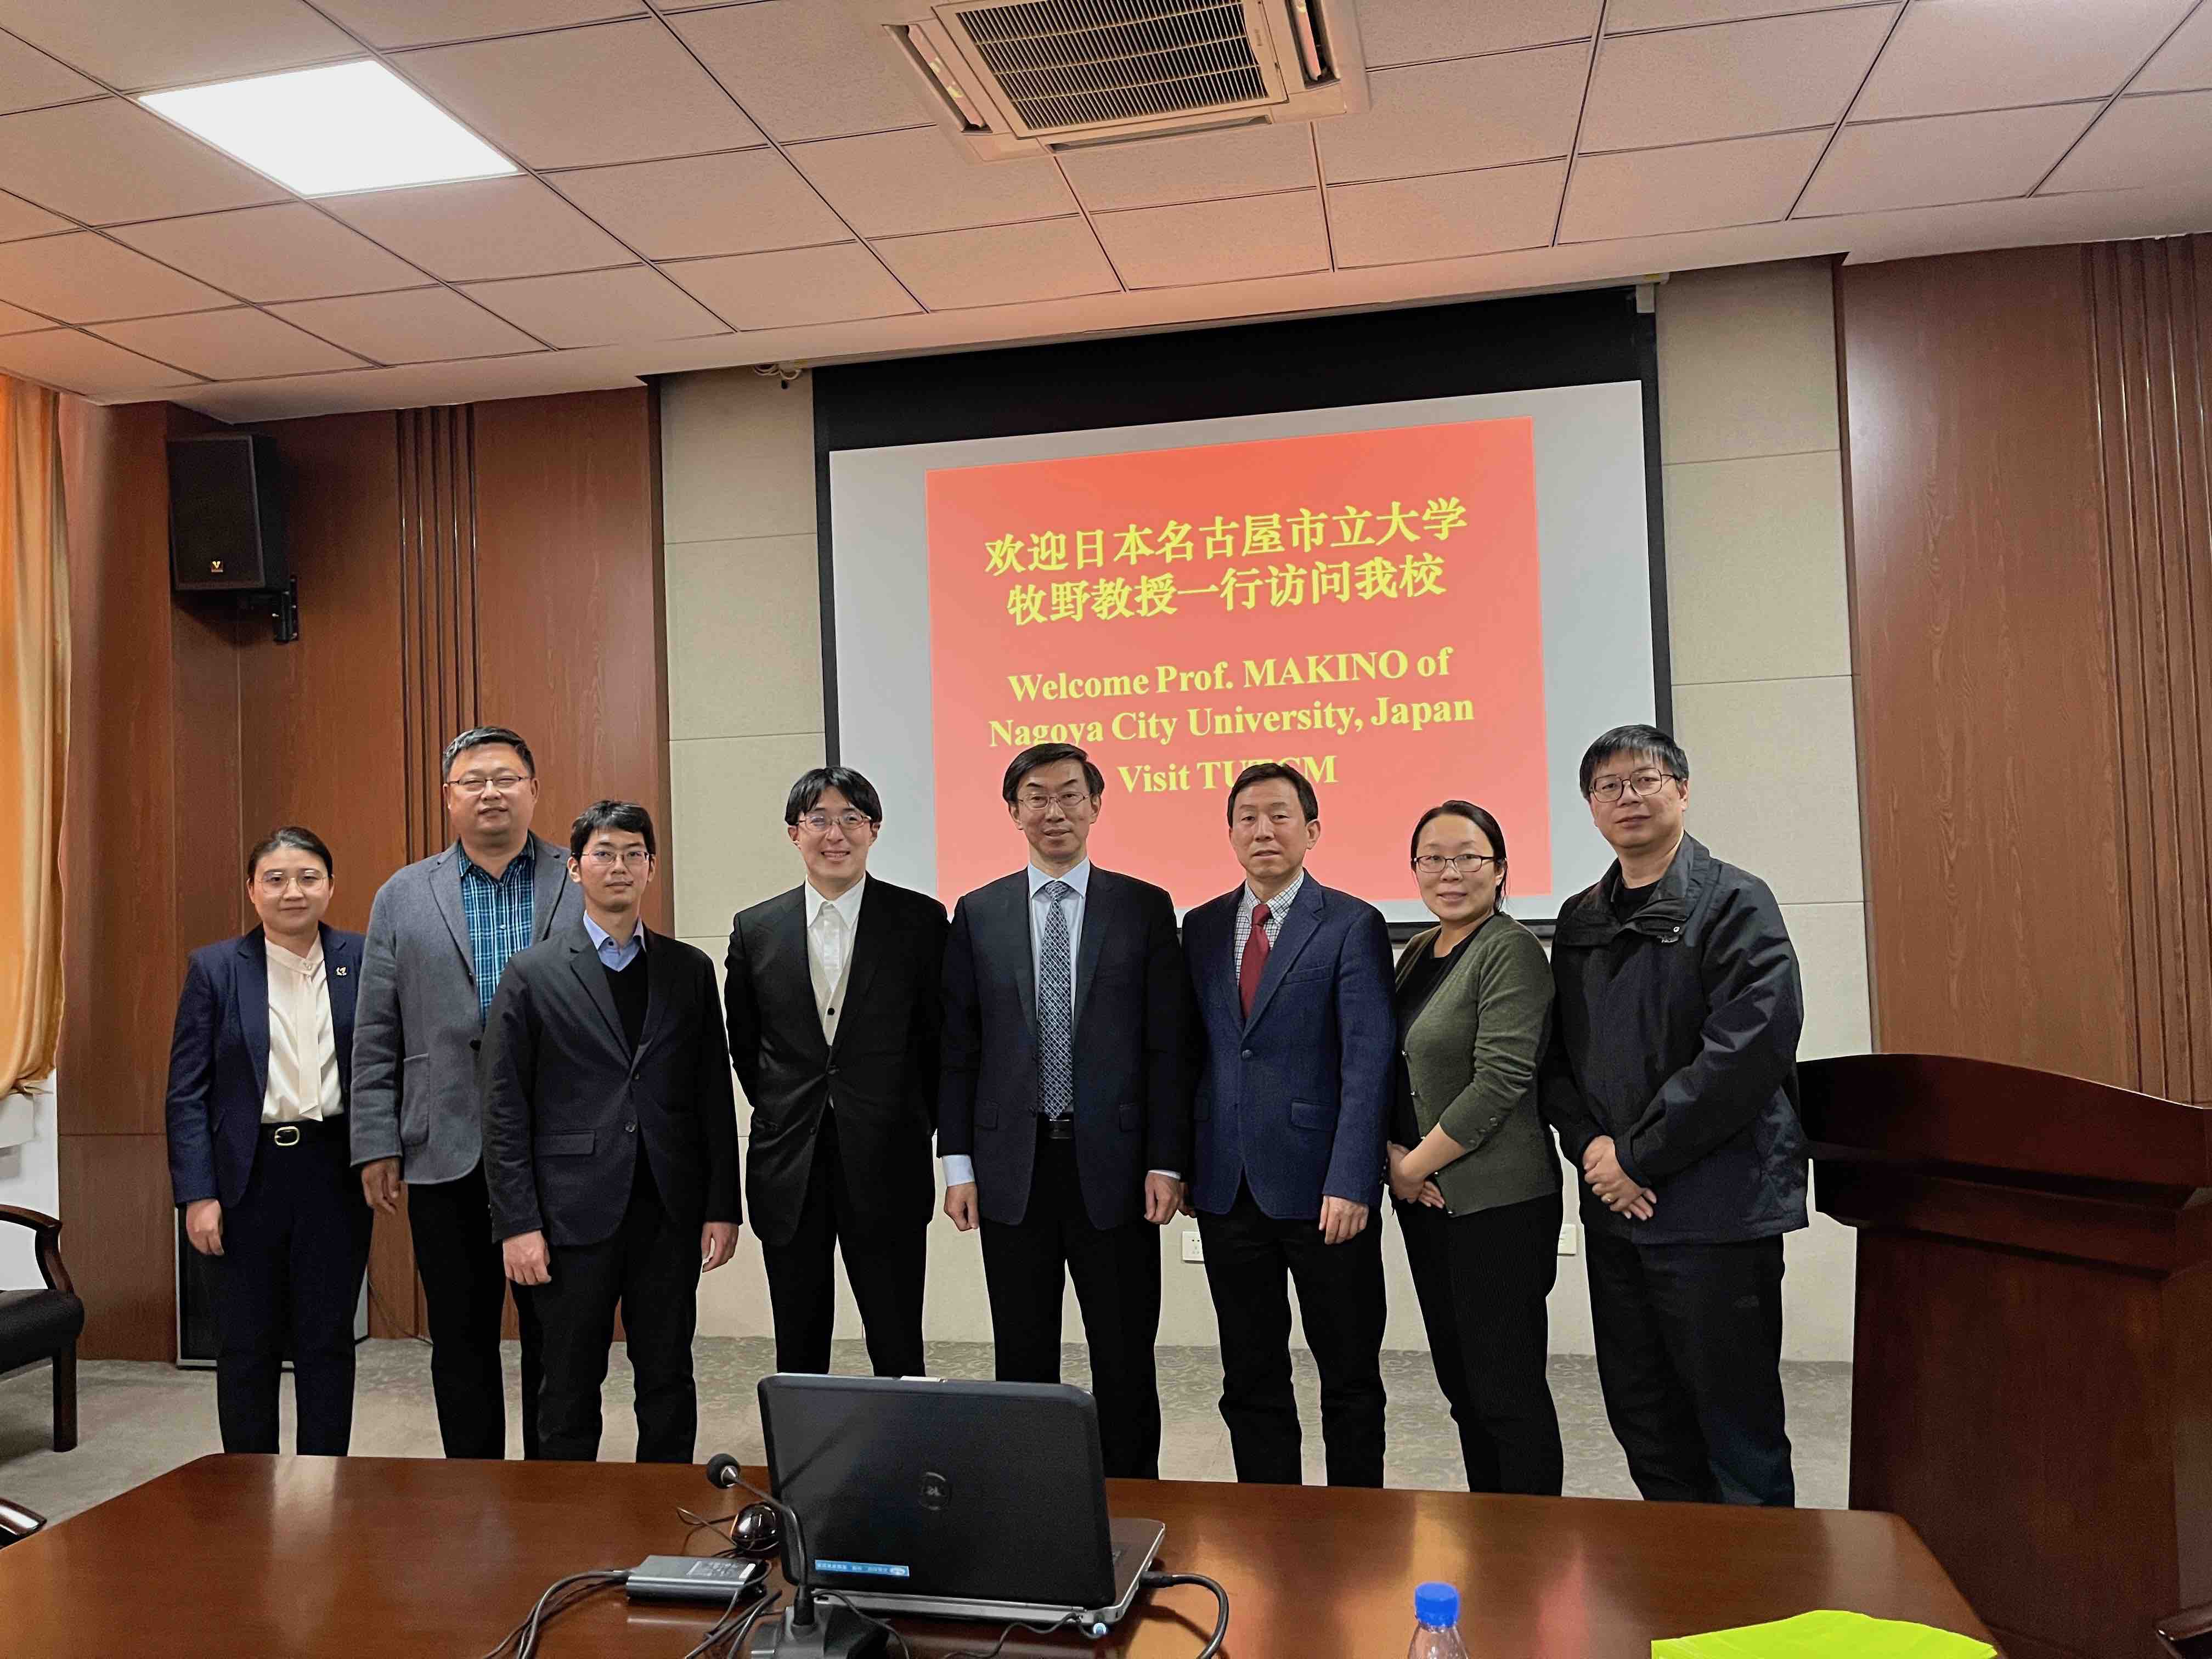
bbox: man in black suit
[481,801,741,1463]
[725,767,947,1377]
[940,742,1193,1479]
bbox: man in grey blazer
[351,726,573,1459]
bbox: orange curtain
[0,375,67,1096]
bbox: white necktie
[813,900,848,991]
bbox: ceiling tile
[659,242,919,329]
[1560,130,1825,240]
[267,287,543,362]
[2044,89,2212,193]
[321,176,631,280]
[1608,0,1887,26]
[1316,48,1588,183]
[873,218,1118,309]
[315,1,644,49]
[0,30,101,113]
[459,264,728,346]
[0,327,200,394]
[1799,103,2101,216]
[787,128,1075,237]
[0,0,357,92]
[0,295,48,333]
[1089,191,1330,288]
[91,306,365,377]
[1361,0,1600,64]
[0,190,68,242]
[2137,3,2212,93]
[1059,123,1317,212]
[669,0,934,143]
[395,19,762,168]
[1580,8,1899,150]
[0,99,288,223]
[548,150,849,259]
[1328,161,1566,266]
[1855,0,2190,120]
[0,232,230,321]
[109,202,428,301]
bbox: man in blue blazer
[1183,764,1395,1486]
[165,827,372,1455]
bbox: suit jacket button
[827,1064,839,1076]
[1240,1048,1253,1060]
[624,1121,636,1133]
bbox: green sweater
[1395,912,1561,1216]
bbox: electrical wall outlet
[1181,1229,1205,1263]
[1558,1223,1578,1256]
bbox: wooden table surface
[0,1455,1993,1656]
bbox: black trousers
[1197,1181,1387,1487]
[760,1113,926,1377]
[979,1130,1162,1480]
[1584,1226,1793,1506]
[406,1160,544,1460]
[1395,1188,1563,1495]
[210,1121,372,1455]
[529,1159,702,1463]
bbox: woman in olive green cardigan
[1387,799,1564,1494]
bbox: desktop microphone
[704,1452,883,1657]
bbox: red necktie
[1239,902,1272,1019]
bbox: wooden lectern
[1801,1054,2212,1659]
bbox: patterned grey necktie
[1037,879,1074,1120]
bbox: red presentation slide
[925,419,1549,912]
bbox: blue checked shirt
[459,847,537,1023]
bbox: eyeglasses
[1410,853,1499,876]
[256,869,328,891]
[1587,770,1680,804]
[582,848,653,868]
[1017,787,1095,816]
[797,811,874,834]
[447,772,531,795]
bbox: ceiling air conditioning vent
[871,0,1368,160]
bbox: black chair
[0,1206,81,1452]
[0,1497,46,1548]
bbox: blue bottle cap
[1415,1581,1459,1626]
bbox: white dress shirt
[805,876,867,1042]
[262,935,341,1123]
[943,860,1175,1188]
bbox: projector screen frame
[809,287,1669,936]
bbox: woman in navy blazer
[164,827,371,1455]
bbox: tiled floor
[0,1339,1849,1525]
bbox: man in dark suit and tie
[481,801,741,1463]
[725,767,947,1377]
[1183,763,1395,1486]
[165,826,371,1455]
[940,742,1193,1479]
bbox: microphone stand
[705,1453,885,1657]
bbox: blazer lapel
[431,846,473,972]
[531,834,570,941]
[235,931,271,1098]
[1070,871,1110,1035]
[323,924,359,1097]
[831,879,882,1054]
[1243,879,1324,1033]
[1005,876,1037,1038]
[566,926,630,1055]
[634,926,680,1058]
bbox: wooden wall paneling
[397,406,478,860]
[1838,248,2138,1085]
[471,388,672,933]
[2089,239,2212,1108]
[53,1135,179,1363]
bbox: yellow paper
[1652,1609,1996,1659]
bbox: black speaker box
[168,432,287,592]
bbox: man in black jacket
[1543,725,1806,1506]
[725,767,947,1377]
[482,802,741,1463]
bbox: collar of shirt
[264,934,323,974]
[804,875,867,935]
[584,912,646,968]
[1239,867,1306,925]
[459,843,535,888]
[1027,860,1092,901]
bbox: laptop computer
[758,1374,1166,1632]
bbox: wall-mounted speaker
[168,433,286,593]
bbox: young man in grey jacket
[351,726,574,1459]
[1543,724,1807,1507]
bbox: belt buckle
[273,1124,302,1147]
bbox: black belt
[261,1118,344,1147]
[1038,1115,1074,1142]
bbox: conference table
[0,1455,1991,1656]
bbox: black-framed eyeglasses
[1411,853,1500,876]
[1587,770,1680,804]
[446,772,531,795]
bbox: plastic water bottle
[1408,1582,1468,1659]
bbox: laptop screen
[760,1375,1119,1610]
